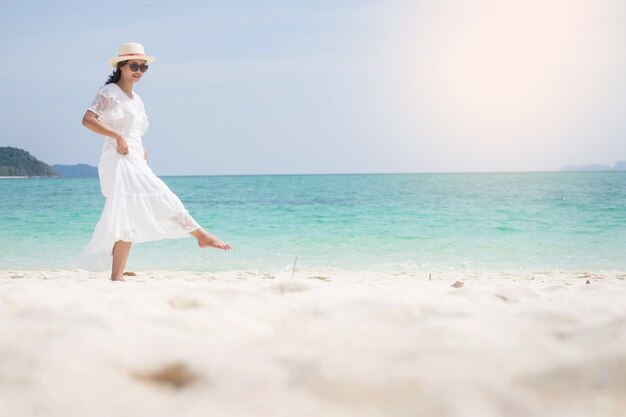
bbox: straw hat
[108,42,156,68]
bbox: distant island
[562,161,626,172]
[52,164,98,178]
[0,147,58,177]
[0,147,97,178]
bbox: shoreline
[1,269,625,416]
[3,268,626,280]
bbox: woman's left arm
[143,147,148,162]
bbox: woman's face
[120,59,148,84]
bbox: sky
[1,0,625,175]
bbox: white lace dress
[76,83,200,271]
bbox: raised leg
[190,228,232,250]
[111,240,132,281]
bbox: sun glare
[386,0,616,161]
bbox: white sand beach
[1,269,625,417]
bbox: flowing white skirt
[76,141,200,271]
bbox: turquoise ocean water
[1,172,625,272]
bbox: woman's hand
[115,134,129,155]
[143,147,148,162]
[82,111,129,154]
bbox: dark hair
[105,61,127,85]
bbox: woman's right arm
[81,110,129,155]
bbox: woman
[77,42,231,281]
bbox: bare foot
[111,276,126,282]
[192,229,232,250]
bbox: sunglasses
[128,62,149,73]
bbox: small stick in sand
[291,257,298,278]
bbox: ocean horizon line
[153,169,622,177]
[3,169,625,179]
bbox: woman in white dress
[77,42,231,281]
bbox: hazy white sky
[1,0,625,175]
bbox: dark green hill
[0,147,58,177]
